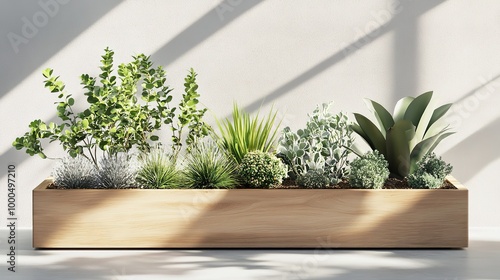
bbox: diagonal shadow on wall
[442,116,500,182]
[151,0,264,66]
[237,0,446,114]
[0,0,122,99]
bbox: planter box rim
[35,175,467,191]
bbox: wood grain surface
[33,176,468,248]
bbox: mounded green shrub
[407,153,452,189]
[296,169,330,189]
[238,151,288,188]
[349,150,389,189]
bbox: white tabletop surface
[1,227,499,280]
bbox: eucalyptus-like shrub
[52,156,98,189]
[407,153,452,189]
[238,151,287,188]
[349,150,389,189]
[13,48,209,166]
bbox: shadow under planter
[32,176,468,248]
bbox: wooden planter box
[33,176,468,248]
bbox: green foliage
[238,151,288,188]
[407,153,453,189]
[136,149,180,189]
[13,48,209,166]
[215,103,281,164]
[296,169,330,189]
[182,142,238,189]
[173,68,210,155]
[349,150,389,189]
[278,102,354,184]
[97,153,139,189]
[351,91,454,178]
[52,156,98,189]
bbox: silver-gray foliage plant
[97,153,139,189]
[52,155,98,189]
[349,150,389,189]
[278,102,354,184]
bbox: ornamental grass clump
[182,142,238,189]
[97,153,139,189]
[216,103,281,164]
[52,155,98,189]
[238,151,288,188]
[136,149,180,189]
[349,150,389,189]
[407,153,452,189]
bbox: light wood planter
[33,176,468,248]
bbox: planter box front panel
[33,177,468,248]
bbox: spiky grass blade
[215,103,281,163]
[182,142,238,189]
[137,149,180,189]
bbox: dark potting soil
[48,178,456,190]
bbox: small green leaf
[82,119,89,128]
[42,68,53,78]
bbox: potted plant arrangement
[14,49,467,248]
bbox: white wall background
[1,0,499,228]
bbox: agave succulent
[351,91,454,178]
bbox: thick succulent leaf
[393,96,414,122]
[348,142,365,158]
[425,103,452,134]
[353,113,386,156]
[404,91,433,127]
[425,131,455,156]
[364,99,394,136]
[386,119,415,178]
[409,130,454,173]
[350,123,368,140]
